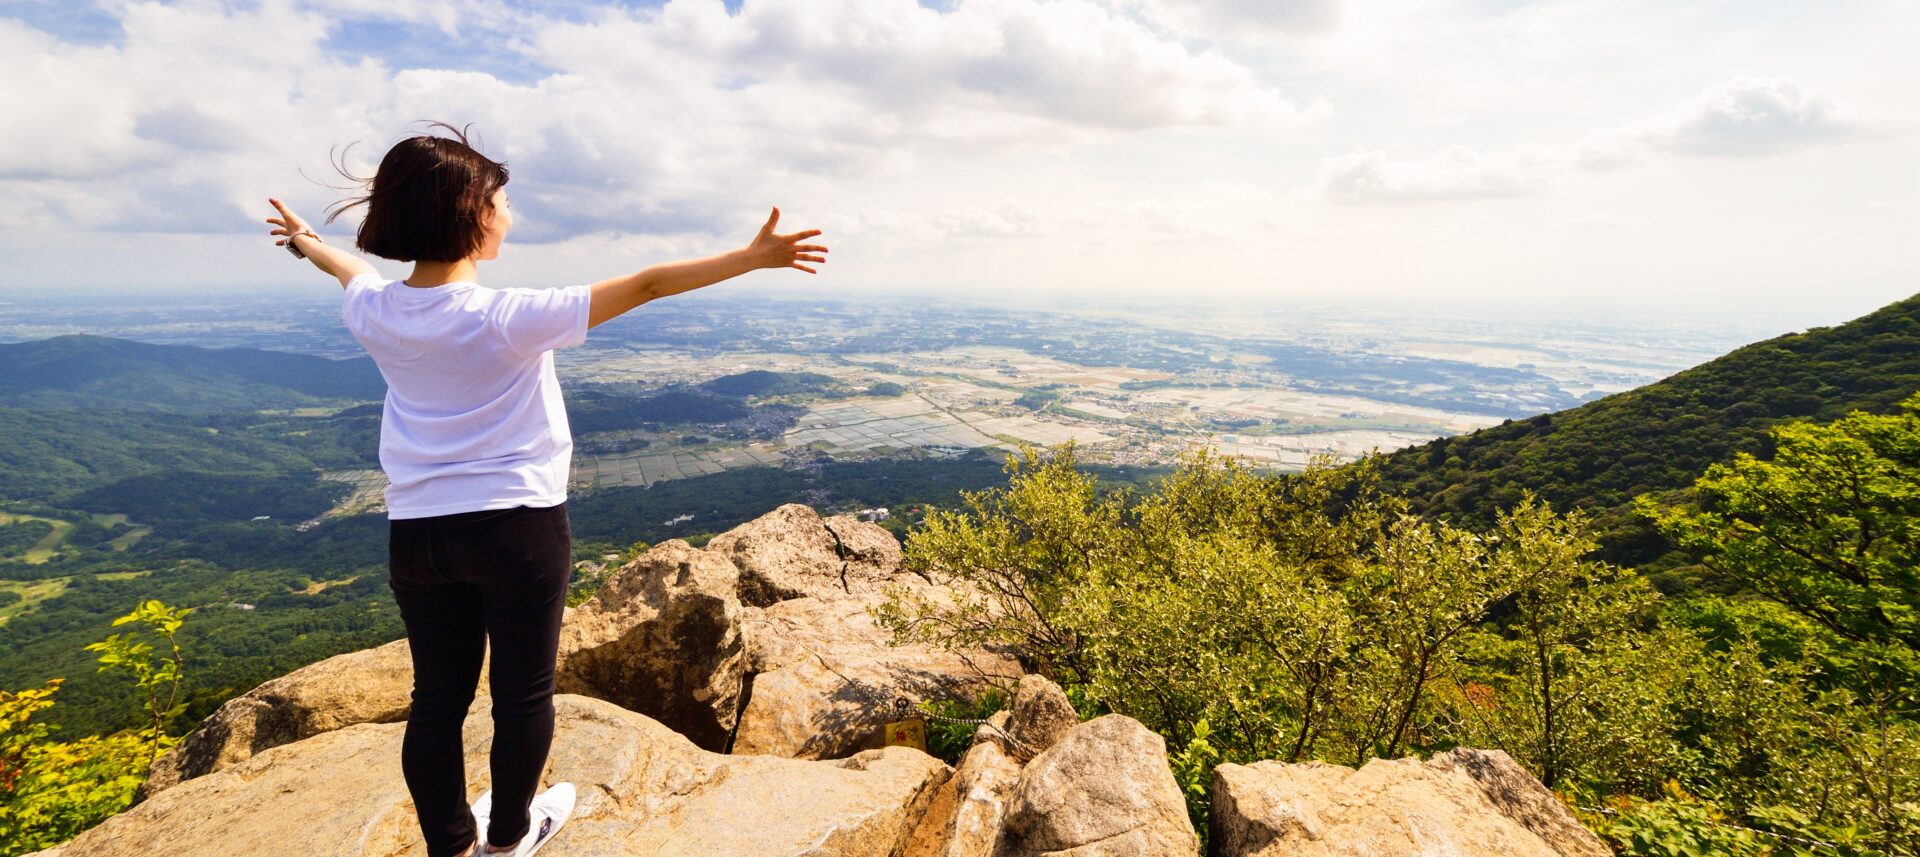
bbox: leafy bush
[1,599,191,855]
[1596,782,1772,857]
[0,678,157,856]
[1168,718,1222,835]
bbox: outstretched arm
[265,197,379,289]
[587,206,827,329]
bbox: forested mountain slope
[0,335,384,411]
[1370,292,1920,573]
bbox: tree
[0,680,152,855]
[83,599,192,770]
[1635,392,1920,658]
[872,441,1127,686]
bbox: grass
[0,512,74,564]
[0,577,71,624]
[95,570,151,581]
[0,512,149,562]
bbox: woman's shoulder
[345,272,392,293]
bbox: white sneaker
[473,783,574,857]
[462,789,494,857]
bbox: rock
[1207,748,1608,857]
[554,539,748,752]
[706,503,906,605]
[905,740,1026,857]
[140,503,999,801]
[823,511,909,578]
[1004,674,1078,759]
[138,638,452,800]
[37,694,950,857]
[995,714,1198,857]
[732,592,1023,759]
[1431,749,1611,857]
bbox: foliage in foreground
[876,395,1920,854]
[0,601,190,856]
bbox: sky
[0,0,1915,326]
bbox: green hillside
[697,369,836,398]
[0,407,370,505]
[0,335,385,411]
[1371,292,1920,576]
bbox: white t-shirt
[340,273,592,519]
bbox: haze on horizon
[0,0,1914,327]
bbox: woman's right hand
[744,206,829,274]
[265,197,316,247]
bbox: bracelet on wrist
[286,229,322,260]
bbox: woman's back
[341,272,591,519]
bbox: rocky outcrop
[144,503,1006,793]
[1000,674,1077,759]
[137,638,442,801]
[705,503,908,605]
[554,539,748,751]
[1207,748,1608,857]
[907,673,1085,857]
[561,505,1015,758]
[1431,749,1611,857]
[996,714,1199,857]
[733,592,1023,759]
[904,740,1026,857]
[101,501,1599,857]
[39,695,949,857]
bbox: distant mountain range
[0,334,384,411]
[1373,291,1920,575]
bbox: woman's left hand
[744,206,829,274]
[265,197,315,248]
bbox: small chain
[841,679,1041,760]
[804,646,1043,761]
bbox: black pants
[388,502,571,857]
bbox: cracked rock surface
[34,695,951,857]
[994,714,1199,857]
[1208,748,1608,857]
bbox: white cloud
[0,0,1914,317]
[1315,146,1550,204]
[1333,76,1915,204]
[528,0,1319,134]
[0,0,1316,245]
[1603,76,1914,160]
[822,197,1222,247]
[1119,0,1342,39]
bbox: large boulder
[36,694,950,857]
[554,539,748,751]
[137,638,444,800]
[1431,749,1611,857]
[994,714,1198,857]
[1002,674,1078,759]
[905,740,1026,857]
[732,592,1023,759]
[705,503,908,605]
[1207,748,1608,857]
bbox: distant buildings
[855,507,889,522]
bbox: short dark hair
[324,121,509,263]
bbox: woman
[264,121,826,857]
